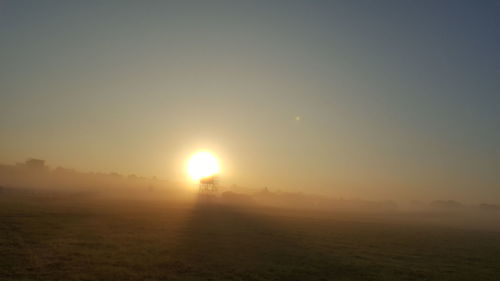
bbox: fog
[2,2,500,279]
[2,158,498,232]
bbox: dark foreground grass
[1,192,499,281]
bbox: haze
[1,1,499,204]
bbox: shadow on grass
[171,196,360,281]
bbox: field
[1,191,499,281]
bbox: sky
[1,1,499,202]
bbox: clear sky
[1,1,499,202]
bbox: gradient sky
[1,1,499,202]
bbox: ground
[1,192,499,281]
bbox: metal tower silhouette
[199,175,218,193]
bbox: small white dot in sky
[295,116,301,121]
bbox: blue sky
[1,1,499,202]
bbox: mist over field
[2,1,500,280]
[2,179,500,280]
[1,158,499,232]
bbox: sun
[187,151,220,182]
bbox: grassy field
[1,192,499,281]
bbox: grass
[1,192,499,280]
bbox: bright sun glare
[187,151,220,182]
